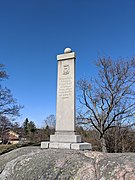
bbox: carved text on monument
[58,77,72,99]
[63,64,70,75]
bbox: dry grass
[0,144,11,151]
[0,144,19,155]
[0,143,40,155]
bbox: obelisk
[41,48,91,150]
[50,47,81,143]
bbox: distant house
[3,130,20,144]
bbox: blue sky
[0,0,135,127]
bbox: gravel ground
[0,146,135,180]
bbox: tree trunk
[100,135,107,153]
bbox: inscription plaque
[58,77,72,99]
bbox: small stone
[64,47,72,53]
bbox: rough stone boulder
[0,146,135,180]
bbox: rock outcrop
[0,146,135,180]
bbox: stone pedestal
[50,133,81,143]
[41,48,92,150]
[41,141,92,150]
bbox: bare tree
[105,123,135,153]
[0,64,22,117]
[44,114,56,129]
[78,57,135,152]
[0,86,22,117]
[0,64,22,142]
[0,116,12,142]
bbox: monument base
[41,131,92,150]
[50,134,81,143]
[41,141,92,150]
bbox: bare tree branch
[77,57,135,152]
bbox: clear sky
[0,0,135,127]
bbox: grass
[0,144,23,155]
[0,142,40,155]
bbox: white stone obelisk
[56,48,76,133]
[50,48,81,143]
[41,48,91,150]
